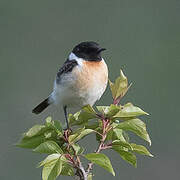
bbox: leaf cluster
[17,70,153,180]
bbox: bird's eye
[76,47,80,52]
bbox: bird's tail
[32,97,51,114]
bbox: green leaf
[69,105,96,126]
[84,153,115,176]
[113,147,137,167]
[42,157,62,180]
[122,131,130,142]
[112,140,133,150]
[45,118,63,135]
[96,106,109,114]
[87,173,93,180]
[85,121,99,130]
[17,119,62,149]
[78,105,96,123]
[33,141,63,154]
[109,70,129,100]
[109,80,116,99]
[77,112,95,125]
[95,127,102,142]
[68,128,84,143]
[69,128,94,143]
[72,144,84,155]
[83,104,96,114]
[131,143,153,157]
[39,154,61,167]
[116,118,151,145]
[96,104,120,118]
[24,124,48,138]
[106,104,120,118]
[114,70,128,99]
[112,128,126,142]
[46,116,52,124]
[44,130,56,139]
[61,163,74,176]
[53,121,63,132]
[16,135,45,149]
[114,103,149,118]
[105,128,113,141]
[68,112,80,126]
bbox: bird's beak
[97,48,106,53]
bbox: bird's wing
[56,59,78,83]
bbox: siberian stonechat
[32,41,108,128]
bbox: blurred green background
[0,0,180,179]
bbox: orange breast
[73,60,108,92]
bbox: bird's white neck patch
[69,52,83,66]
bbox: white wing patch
[69,52,83,66]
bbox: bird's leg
[63,105,70,130]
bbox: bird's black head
[72,41,106,61]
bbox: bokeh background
[1,0,180,179]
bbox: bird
[32,41,108,129]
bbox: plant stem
[68,116,111,179]
[86,118,110,174]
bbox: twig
[86,118,111,174]
[65,114,112,179]
[64,129,88,180]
